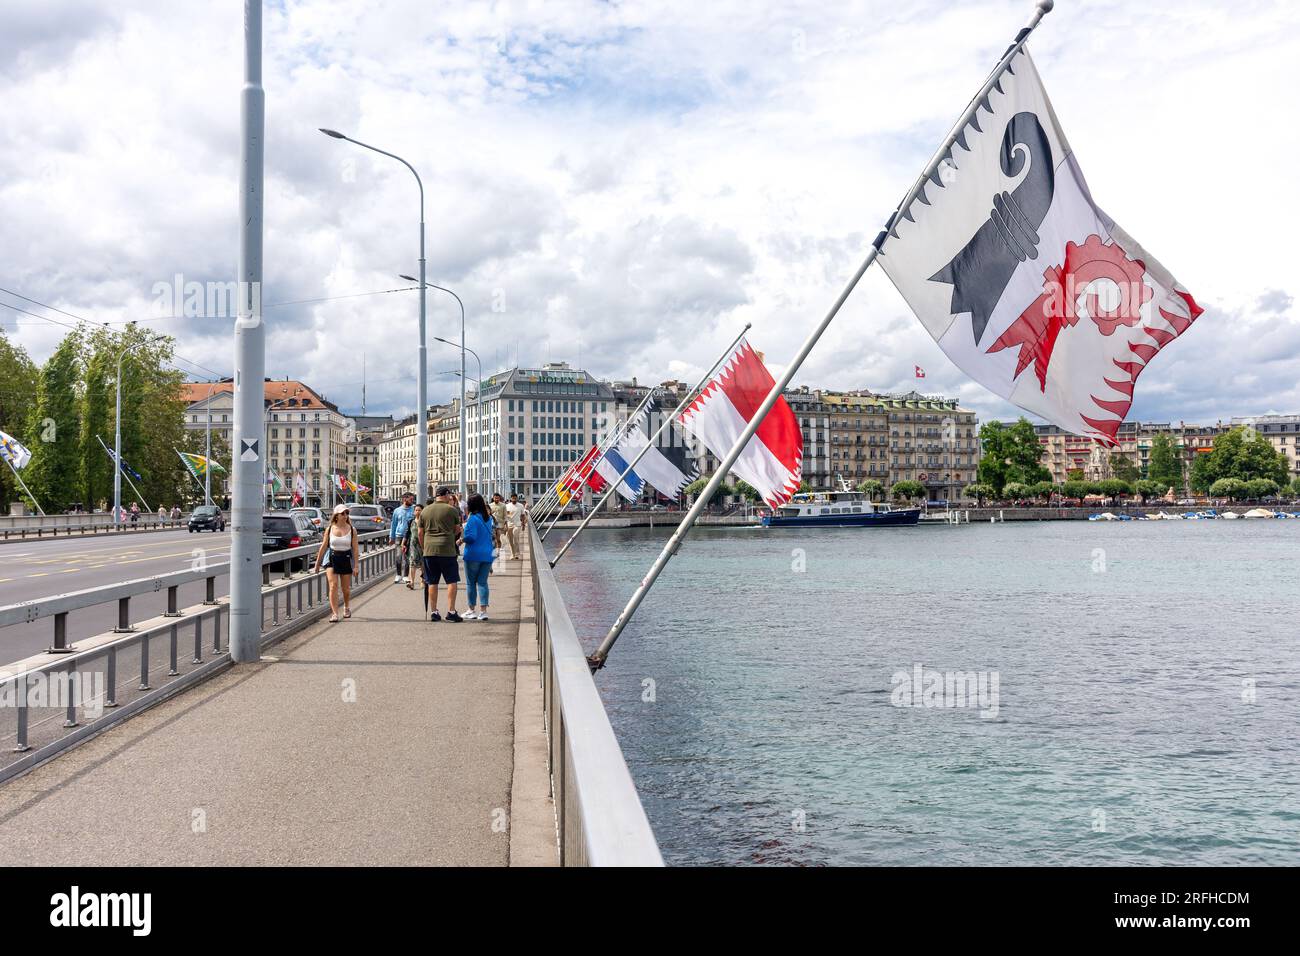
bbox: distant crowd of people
[311,488,529,625]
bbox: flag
[266,472,285,493]
[99,437,142,481]
[294,471,308,498]
[914,366,926,379]
[676,337,803,508]
[0,429,33,470]
[877,50,1201,446]
[611,417,694,498]
[595,448,644,502]
[557,447,600,504]
[334,472,351,492]
[177,451,225,481]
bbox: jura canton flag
[877,50,1202,446]
[677,337,803,508]
[613,418,694,498]
[0,430,33,470]
[595,445,645,502]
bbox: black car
[189,505,226,532]
[262,512,321,572]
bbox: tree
[733,480,761,503]
[1244,478,1279,500]
[1291,477,1300,498]
[1029,480,1055,500]
[1097,478,1133,501]
[963,482,993,506]
[0,330,39,509]
[1147,435,1182,490]
[891,480,925,501]
[21,332,80,511]
[1135,479,1165,503]
[1109,453,1140,483]
[1062,479,1089,500]
[358,464,376,502]
[1190,426,1289,492]
[976,418,1050,495]
[1003,481,1031,501]
[1066,468,1085,481]
[683,477,709,497]
[855,478,884,501]
[1209,477,1248,500]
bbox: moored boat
[762,488,920,528]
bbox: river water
[549,520,1299,866]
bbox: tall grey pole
[204,383,213,505]
[113,353,123,526]
[549,323,750,568]
[589,0,1054,670]
[230,0,265,664]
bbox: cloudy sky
[2,0,1297,426]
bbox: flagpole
[538,387,660,541]
[588,0,1055,670]
[97,434,149,514]
[5,456,45,517]
[534,386,658,526]
[549,323,751,568]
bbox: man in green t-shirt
[417,486,463,623]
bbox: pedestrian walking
[312,504,359,623]
[129,501,140,525]
[389,491,416,584]
[417,486,463,623]
[406,502,423,591]
[489,493,507,551]
[461,493,495,621]
[504,493,525,559]
[157,505,166,520]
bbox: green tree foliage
[179,427,232,505]
[1244,478,1279,499]
[890,480,925,501]
[963,482,993,505]
[1190,426,1289,492]
[1291,477,1300,497]
[683,477,709,497]
[1062,479,1090,500]
[1003,482,1031,500]
[22,333,83,512]
[0,331,41,508]
[733,479,761,503]
[1066,467,1085,481]
[1135,479,1165,502]
[1209,477,1248,500]
[976,418,1050,495]
[358,464,376,502]
[1109,452,1140,483]
[855,478,884,501]
[1029,481,1055,500]
[1147,434,1183,489]
[1097,478,1133,499]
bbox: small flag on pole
[177,450,226,481]
[0,430,33,470]
[609,414,694,498]
[914,365,926,379]
[877,49,1201,446]
[676,337,803,508]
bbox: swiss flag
[914,365,926,378]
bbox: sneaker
[477,612,489,621]
[445,611,463,623]
[394,574,403,584]
[429,611,441,622]
[463,610,480,620]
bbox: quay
[0,529,662,866]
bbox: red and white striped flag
[677,337,803,508]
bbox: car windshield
[262,517,295,532]
[348,506,380,517]
[194,506,218,516]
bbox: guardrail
[528,523,663,866]
[0,530,393,782]
[0,517,191,540]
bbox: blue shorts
[422,555,460,584]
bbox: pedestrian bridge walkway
[0,539,561,865]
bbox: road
[0,529,238,666]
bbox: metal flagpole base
[586,653,605,673]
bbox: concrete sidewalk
[0,541,557,866]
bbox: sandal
[328,614,339,623]
[343,607,351,619]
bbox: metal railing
[0,530,393,782]
[0,517,191,540]
[528,524,663,866]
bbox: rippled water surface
[549,520,1300,865]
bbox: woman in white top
[313,504,359,622]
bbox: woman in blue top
[461,493,495,621]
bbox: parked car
[291,506,326,530]
[188,505,226,533]
[262,512,320,572]
[341,503,387,532]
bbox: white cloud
[2,0,1297,426]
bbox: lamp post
[113,335,160,526]
[399,275,467,498]
[321,130,428,501]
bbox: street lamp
[442,344,484,495]
[113,334,161,526]
[399,275,469,498]
[321,129,429,501]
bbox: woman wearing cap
[313,504,359,622]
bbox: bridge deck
[0,541,557,866]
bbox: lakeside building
[341,414,392,490]
[1033,421,1232,489]
[1231,414,1300,485]
[179,378,351,505]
